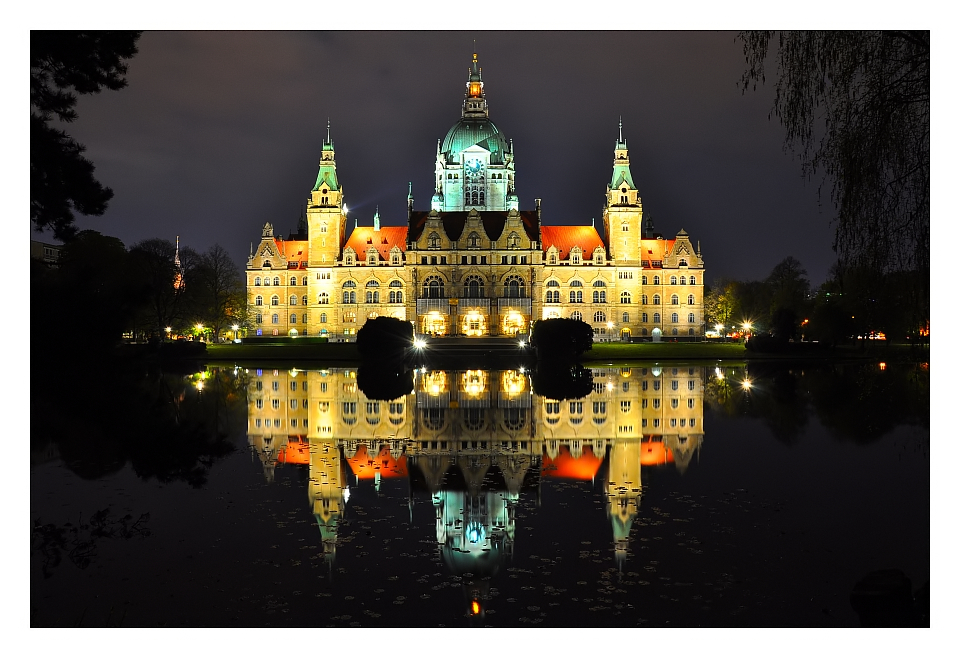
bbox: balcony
[417,298,451,315]
[456,297,490,312]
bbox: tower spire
[374,206,380,231]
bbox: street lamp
[196,323,204,342]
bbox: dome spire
[463,51,488,119]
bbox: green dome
[441,118,508,164]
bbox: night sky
[46,31,839,286]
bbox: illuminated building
[245,365,705,571]
[246,54,705,341]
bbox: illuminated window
[620,291,631,304]
[641,275,648,285]
[255,295,263,306]
[689,276,697,285]
[255,313,262,323]
[653,312,661,324]
[653,276,660,285]
[320,313,327,323]
[290,313,297,324]
[653,294,660,305]
[622,312,629,323]
[571,311,582,321]
[594,311,606,323]
[670,276,678,285]
[688,313,696,323]
[255,277,261,286]
[271,295,279,306]
[672,313,679,323]
[641,312,648,322]
[290,295,298,305]
[271,314,279,324]
[688,294,695,305]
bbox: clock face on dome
[465,159,483,173]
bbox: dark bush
[530,318,593,361]
[357,364,414,401]
[356,317,414,359]
[531,363,594,400]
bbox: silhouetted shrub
[357,364,414,401]
[357,317,414,359]
[530,318,593,361]
[531,363,594,400]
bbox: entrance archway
[652,327,662,343]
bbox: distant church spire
[374,206,380,231]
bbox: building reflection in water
[246,365,708,588]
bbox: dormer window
[507,232,521,249]
[468,232,481,248]
[571,248,582,265]
[428,232,441,249]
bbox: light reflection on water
[30,361,929,627]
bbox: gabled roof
[343,226,408,261]
[541,445,603,480]
[541,225,605,261]
[275,239,309,267]
[408,211,540,244]
[639,238,676,264]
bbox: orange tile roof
[274,239,309,268]
[346,444,408,479]
[277,437,310,465]
[639,239,676,265]
[541,444,603,480]
[639,438,674,466]
[343,226,408,262]
[540,225,605,261]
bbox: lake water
[30,359,929,627]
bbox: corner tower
[433,53,516,212]
[602,120,643,264]
[307,122,347,267]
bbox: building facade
[246,54,705,341]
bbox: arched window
[689,276,697,285]
[688,294,695,305]
[342,280,356,304]
[366,290,379,303]
[272,313,279,324]
[255,313,262,324]
[569,289,582,303]
[263,277,270,286]
[290,295,298,305]
[653,312,661,324]
[672,328,678,335]
[428,232,441,249]
[290,313,297,324]
[622,312,629,323]
[318,292,329,304]
[570,248,582,265]
[271,295,279,306]
[507,232,521,248]
[423,275,444,299]
[594,311,606,323]
[653,275,660,285]
[571,311,583,321]
[367,250,378,265]
[641,294,648,304]
[254,277,261,286]
[302,295,307,306]
[653,294,661,305]
[545,279,560,304]
[680,276,686,285]
[641,275,648,285]
[389,290,403,303]
[503,275,525,298]
[620,291,631,304]
[642,312,648,322]
[641,327,647,335]
[468,232,481,248]
[273,276,280,286]
[464,275,485,298]
[290,277,297,285]
[671,294,679,305]
[366,280,380,288]
[671,313,679,323]
[670,275,678,285]
[592,289,606,303]
[688,313,696,323]
[688,328,695,335]
[320,313,327,323]
[255,295,263,306]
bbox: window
[672,328,678,335]
[272,399,280,410]
[468,232,481,248]
[620,291,631,304]
[688,313,696,323]
[593,290,606,303]
[671,294,679,305]
[672,380,679,391]
[391,252,401,266]
[641,312,648,322]
[273,277,280,286]
[255,399,263,409]
[290,313,297,324]
[389,289,403,303]
[571,249,581,265]
[688,294,695,305]
[507,232,521,248]
[428,232,441,249]
[271,295,279,306]
[255,313,263,323]
[641,275,648,285]
[619,271,633,280]
[653,276,660,285]
[672,313,679,323]
[653,294,661,305]
[689,276,697,285]
[318,292,329,305]
[548,252,558,265]
[620,400,631,412]
[569,402,583,414]
[594,311,606,323]
[545,280,560,304]
[290,277,297,286]
[680,276,686,285]
[670,276,678,285]
[320,313,327,323]
[464,275,485,298]
[571,311,582,321]
[255,277,261,286]
[271,313,279,324]
[622,312,629,323]
[653,312,661,323]
[641,294,648,304]
[263,277,270,286]
[423,275,444,299]
[255,295,263,306]
[503,275,525,298]
[593,402,606,414]
[290,295,298,305]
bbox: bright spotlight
[742,379,752,390]
[518,339,526,348]
[413,338,426,349]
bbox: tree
[704,280,740,328]
[31,31,141,240]
[129,238,196,337]
[194,244,243,341]
[739,31,929,327]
